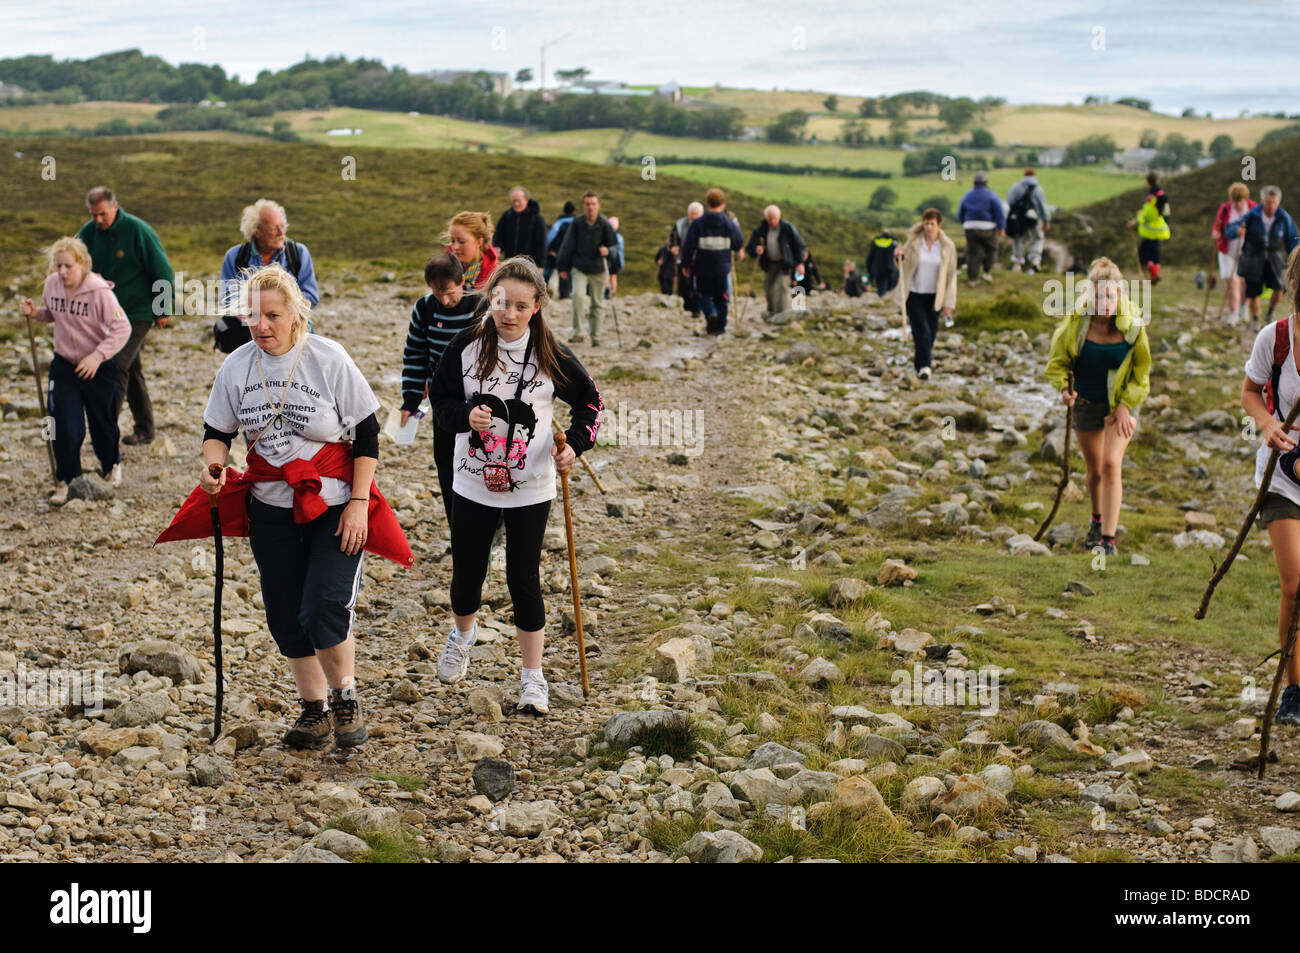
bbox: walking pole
[1034,372,1074,542]
[23,313,58,482]
[611,299,623,348]
[206,462,226,742]
[1200,245,1218,322]
[553,432,589,698]
[552,419,605,494]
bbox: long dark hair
[471,256,569,386]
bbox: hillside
[1054,137,1300,268]
[0,137,877,291]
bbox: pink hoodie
[33,271,131,364]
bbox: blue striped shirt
[402,291,482,412]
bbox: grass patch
[372,771,425,792]
[325,816,436,863]
[603,364,660,383]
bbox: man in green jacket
[76,187,174,445]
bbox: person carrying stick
[1241,249,1300,725]
[429,257,604,715]
[1044,257,1151,556]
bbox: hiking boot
[122,431,154,446]
[329,686,367,747]
[49,481,69,506]
[283,698,331,749]
[517,671,549,715]
[1101,540,1118,557]
[918,366,931,380]
[438,624,476,684]
[107,462,123,487]
[1085,519,1103,548]
[1275,685,1300,726]
[570,333,585,344]
[589,338,600,347]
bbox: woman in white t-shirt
[199,265,383,750]
[430,257,603,715]
[1243,251,1300,724]
[894,207,957,380]
[1212,182,1256,324]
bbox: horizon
[3,0,1299,116]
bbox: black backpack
[1005,185,1039,238]
[213,242,303,352]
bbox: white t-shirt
[1226,201,1250,256]
[1245,322,1300,506]
[204,335,380,508]
[910,238,942,294]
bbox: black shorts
[1138,238,1161,266]
[1072,398,1109,432]
[1245,261,1283,300]
[1259,492,1300,528]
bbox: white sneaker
[919,366,932,380]
[108,463,123,487]
[48,482,68,505]
[437,624,476,684]
[517,672,549,715]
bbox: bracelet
[350,497,368,502]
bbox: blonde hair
[441,211,493,248]
[46,236,92,274]
[243,265,312,346]
[240,198,288,241]
[1229,182,1250,203]
[1073,256,1126,319]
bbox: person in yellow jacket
[1126,172,1171,285]
[1045,257,1152,555]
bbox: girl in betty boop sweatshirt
[429,256,603,714]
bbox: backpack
[1267,316,1292,418]
[1005,184,1039,238]
[213,242,304,352]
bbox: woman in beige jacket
[894,208,958,379]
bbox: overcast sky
[3,0,1297,115]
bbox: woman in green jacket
[1045,257,1152,555]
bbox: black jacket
[744,219,807,272]
[494,199,548,265]
[556,215,619,275]
[681,211,743,278]
[865,234,900,284]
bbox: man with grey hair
[1226,184,1299,323]
[673,201,704,315]
[75,186,173,446]
[744,204,807,318]
[493,186,548,265]
[217,199,319,350]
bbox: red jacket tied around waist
[155,442,412,566]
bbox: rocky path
[2,282,1298,863]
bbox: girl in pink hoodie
[20,237,131,504]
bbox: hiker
[217,198,319,351]
[400,252,484,529]
[1045,256,1151,557]
[744,204,807,318]
[1226,185,1299,324]
[494,187,548,266]
[20,237,130,504]
[604,215,626,299]
[682,188,745,335]
[865,229,900,298]
[958,170,1006,285]
[1242,251,1300,724]
[843,259,864,297]
[655,228,677,294]
[75,186,173,447]
[444,211,499,292]
[1127,172,1171,285]
[556,190,619,345]
[794,250,826,295]
[895,208,957,379]
[1213,183,1257,324]
[1004,168,1050,274]
[428,257,603,715]
[673,201,704,315]
[545,200,576,299]
[198,265,383,750]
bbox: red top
[446,242,499,290]
[155,442,413,566]
[1214,199,1257,254]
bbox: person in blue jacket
[1225,185,1300,324]
[957,171,1006,285]
[217,199,318,351]
[680,188,744,335]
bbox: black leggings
[906,291,940,371]
[450,493,551,631]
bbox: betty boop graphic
[467,393,508,462]
[467,393,535,470]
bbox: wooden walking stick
[554,432,589,698]
[1257,576,1300,779]
[1196,397,1300,619]
[1199,246,1218,322]
[1034,371,1074,542]
[22,313,58,482]
[552,419,605,494]
[206,462,226,742]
